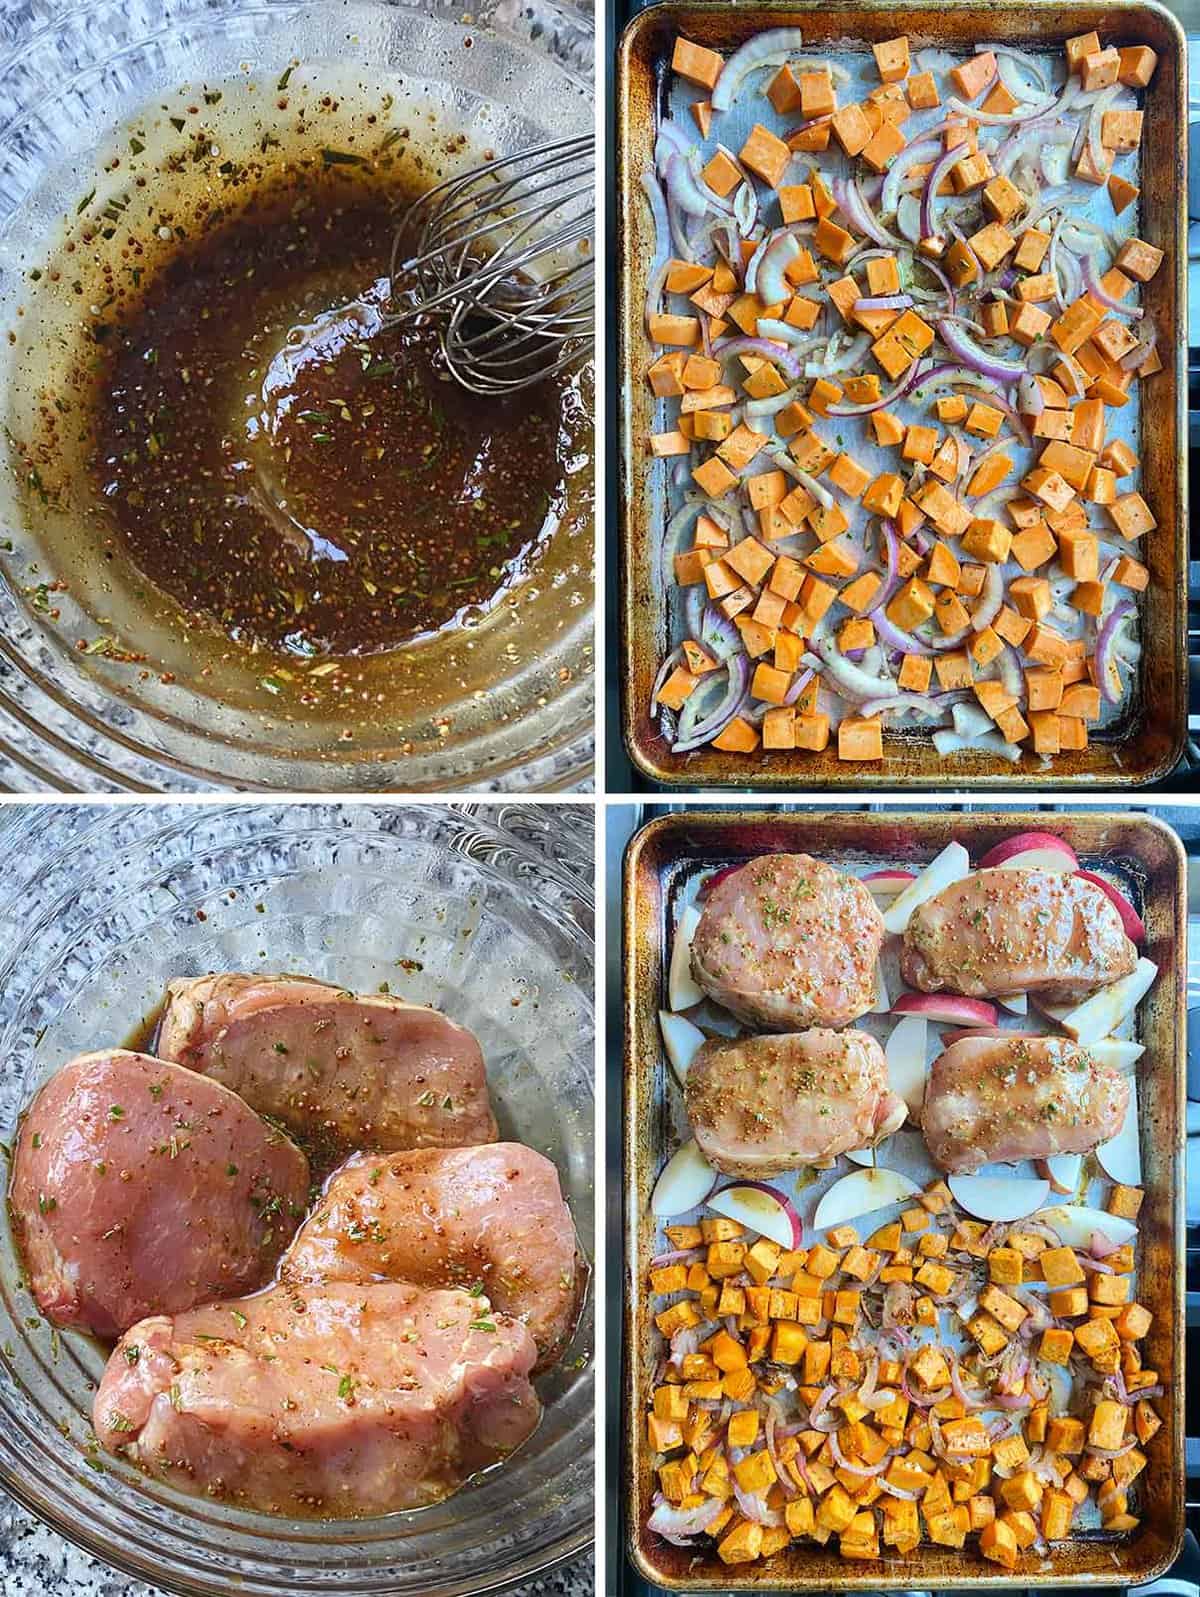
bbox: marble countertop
[0,1498,593,1596]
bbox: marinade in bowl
[0,0,594,791]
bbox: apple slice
[948,1175,1051,1222]
[881,842,971,935]
[651,1139,717,1217]
[977,832,1078,872]
[871,958,890,1015]
[998,992,1028,1016]
[1041,1153,1083,1196]
[1058,957,1157,1047]
[813,1167,921,1232]
[886,1014,929,1115]
[1076,870,1146,943]
[668,905,703,1011]
[708,1182,802,1249]
[863,868,916,901]
[1089,1039,1144,1073]
[1032,1204,1137,1249]
[658,1010,706,1086]
[1096,1093,1141,1186]
[892,993,999,1028]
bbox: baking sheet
[623,810,1185,1588]
[617,3,1187,787]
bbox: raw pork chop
[93,1281,540,1516]
[690,855,884,1030]
[922,1034,1128,1174]
[158,973,496,1158]
[683,1029,905,1177]
[901,870,1136,1001]
[11,1050,309,1337]
[283,1143,580,1368]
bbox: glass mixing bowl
[0,801,595,1594]
[0,0,594,793]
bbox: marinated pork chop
[690,854,884,1030]
[684,1030,905,1177]
[284,1143,579,1369]
[158,974,497,1160]
[10,1051,309,1338]
[900,869,1136,1002]
[922,1035,1128,1174]
[94,1281,540,1517]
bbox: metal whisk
[386,135,594,397]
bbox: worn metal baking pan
[623,809,1185,1588]
[616,3,1187,788]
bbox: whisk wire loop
[386,135,594,396]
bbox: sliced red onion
[947,89,1055,124]
[755,232,802,305]
[829,1429,888,1477]
[1085,1437,1138,1461]
[1082,253,1144,320]
[920,145,971,242]
[818,329,872,375]
[746,382,803,418]
[783,462,833,510]
[764,1410,797,1499]
[1017,372,1046,416]
[860,691,946,719]
[714,335,803,381]
[989,44,1050,97]
[824,359,933,417]
[971,564,1005,633]
[896,192,922,245]
[670,1319,717,1363]
[711,29,809,111]
[814,635,899,701]
[1087,85,1121,178]
[834,175,903,248]
[996,124,1074,177]
[1120,328,1157,370]
[881,138,942,218]
[855,294,913,313]
[870,607,933,657]
[671,653,751,753]
[936,318,1027,385]
[650,645,684,712]
[783,668,814,706]
[649,1246,705,1268]
[665,153,729,221]
[875,518,902,610]
[647,1495,725,1546]
[1095,599,1135,705]
[808,1381,837,1430]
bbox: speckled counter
[0,1500,594,1597]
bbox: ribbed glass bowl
[0,0,594,793]
[0,801,595,1595]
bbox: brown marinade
[88,180,572,658]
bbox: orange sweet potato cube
[671,37,724,90]
[831,103,873,158]
[838,716,883,761]
[873,36,910,82]
[739,124,791,188]
[862,120,907,174]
